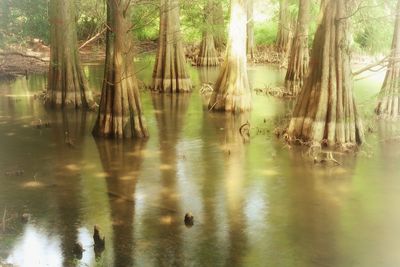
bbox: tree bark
[375,0,400,119]
[247,0,255,60]
[153,0,192,93]
[212,0,226,51]
[287,0,364,146]
[197,0,220,66]
[47,0,93,108]
[284,0,310,95]
[208,0,251,113]
[92,0,149,139]
[276,0,293,54]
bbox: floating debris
[93,225,105,249]
[73,242,84,259]
[184,212,194,227]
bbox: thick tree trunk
[375,0,400,119]
[212,1,226,51]
[153,0,192,93]
[208,0,251,113]
[284,0,310,95]
[247,0,255,60]
[197,0,220,66]
[287,0,364,146]
[92,0,149,139]
[276,0,293,54]
[47,0,93,108]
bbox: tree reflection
[50,110,88,266]
[96,139,147,266]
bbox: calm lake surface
[1,56,400,267]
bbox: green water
[0,57,400,267]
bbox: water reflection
[1,63,400,266]
[96,140,147,266]
[50,111,87,266]
[148,93,190,265]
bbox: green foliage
[254,21,278,45]
[0,0,49,46]
[76,0,106,42]
[131,0,159,41]
[351,0,395,55]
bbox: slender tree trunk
[276,0,293,54]
[287,0,364,146]
[284,0,310,95]
[92,0,149,139]
[47,0,93,108]
[212,0,226,51]
[208,0,251,113]
[375,0,400,119]
[247,0,255,60]
[153,0,192,93]
[197,0,219,66]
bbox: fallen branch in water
[79,27,107,50]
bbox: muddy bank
[0,40,158,80]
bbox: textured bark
[153,0,192,92]
[92,0,149,139]
[287,0,364,146]
[375,0,400,119]
[276,0,293,54]
[284,0,310,95]
[212,1,226,51]
[208,0,251,113]
[197,0,220,66]
[247,0,255,60]
[47,0,93,108]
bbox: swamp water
[0,57,400,267]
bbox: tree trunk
[92,0,149,139]
[247,0,255,60]
[276,0,293,54]
[208,0,251,113]
[197,0,219,66]
[284,0,310,95]
[212,0,226,51]
[153,0,192,93]
[47,0,93,108]
[287,0,364,146]
[375,0,400,119]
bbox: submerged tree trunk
[208,0,251,113]
[47,0,93,108]
[247,0,255,60]
[197,0,219,66]
[287,0,364,146]
[284,0,310,95]
[375,0,400,119]
[153,0,192,93]
[92,0,148,139]
[276,0,293,54]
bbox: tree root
[239,121,251,143]
[254,86,294,98]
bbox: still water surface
[0,57,400,267]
